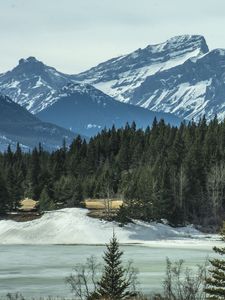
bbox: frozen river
[0,243,218,298]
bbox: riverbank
[0,212,42,222]
[0,207,219,245]
[0,208,219,235]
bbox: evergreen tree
[26,147,41,200]
[0,173,9,214]
[39,186,55,212]
[205,223,225,299]
[68,180,83,207]
[5,145,13,165]
[15,143,22,161]
[54,176,74,206]
[116,205,130,225]
[73,181,83,201]
[95,233,132,300]
[6,167,19,210]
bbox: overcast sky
[0,0,225,74]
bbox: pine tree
[71,181,83,206]
[6,167,18,211]
[39,186,55,212]
[95,233,132,300]
[205,223,225,299]
[26,147,41,200]
[0,173,9,214]
[54,176,74,206]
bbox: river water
[0,242,216,298]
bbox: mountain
[130,49,225,120]
[0,94,77,151]
[74,35,209,103]
[73,35,225,121]
[37,83,181,136]
[0,56,72,114]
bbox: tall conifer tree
[205,223,225,299]
[95,233,132,300]
[0,173,8,214]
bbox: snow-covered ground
[0,208,220,245]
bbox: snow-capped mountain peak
[5,56,67,83]
[129,46,225,120]
[74,35,209,102]
[0,57,72,113]
[18,56,44,68]
[70,34,225,122]
[142,35,208,58]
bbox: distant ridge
[0,94,77,151]
[37,82,181,136]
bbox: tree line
[1,116,225,227]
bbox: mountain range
[0,34,225,149]
[0,55,181,137]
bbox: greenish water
[0,243,216,298]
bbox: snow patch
[92,49,203,102]
[139,80,211,120]
[87,124,102,129]
[0,208,215,245]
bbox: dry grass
[85,199,123,210]
[19,198,38,211]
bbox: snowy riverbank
[0,208,220,245]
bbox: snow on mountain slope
[35,81,116,113]
[0,135,27,152]
[37,82,181,136]
[0,57,72,113]
[74,35,209,103]
[130,49,225,120]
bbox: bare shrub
[149,258,208,300]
